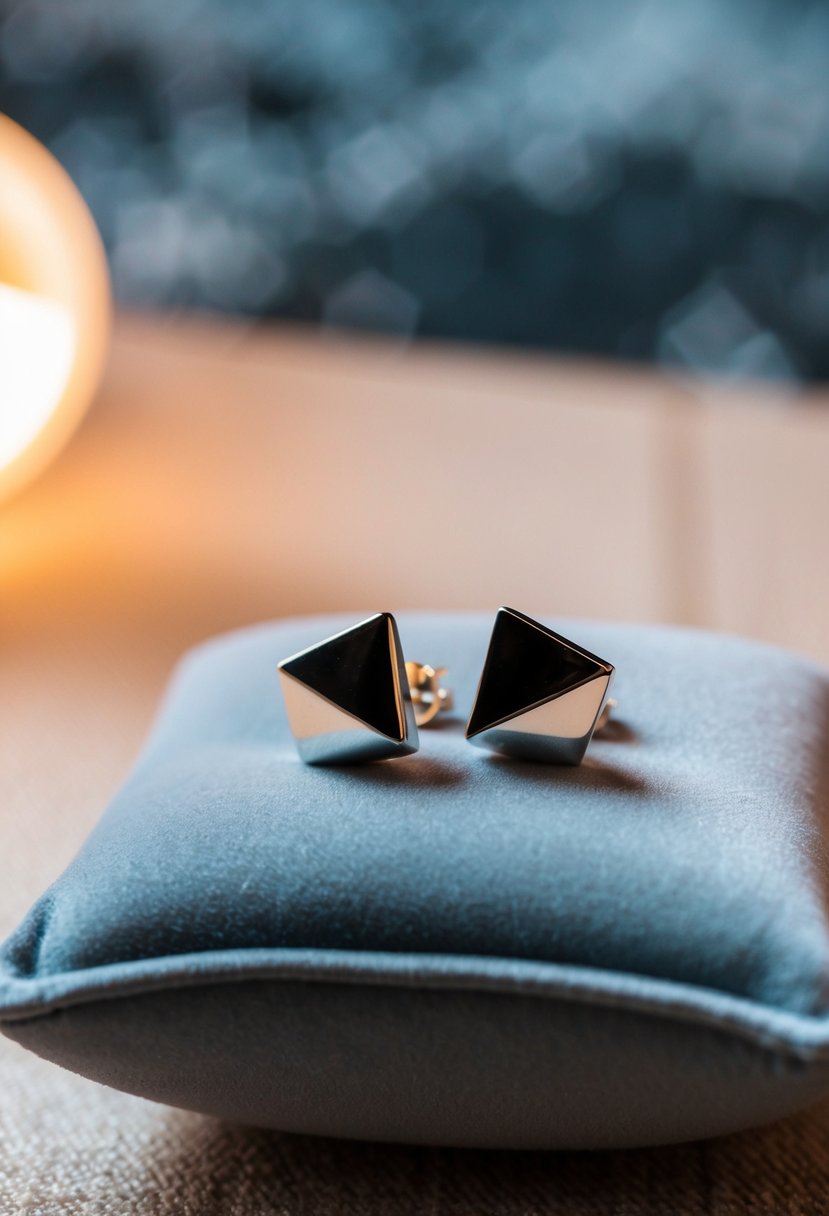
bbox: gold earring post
[405,661,454,727]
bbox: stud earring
[278,612,424,765]
[465,607,615,765]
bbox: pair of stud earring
[278,607,615,768]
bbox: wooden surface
[2,314,829,1208]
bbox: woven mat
[1,1033,827,1215]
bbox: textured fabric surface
[3,614,829,1151]
[4,1043,829,1215]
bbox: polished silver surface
[278,613,418,765]
[466,607,614,765]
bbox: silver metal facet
[278,613,418,765]
[466,607,614,765]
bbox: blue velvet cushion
[3,614,829,1150]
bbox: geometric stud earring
[465,607,614,765]
[278,612,419,765]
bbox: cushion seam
[3,948,829,1063]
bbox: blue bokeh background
[2,0,828,380]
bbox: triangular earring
[466,607,614,764]
[279,613,419,765]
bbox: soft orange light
[0,114,110,502]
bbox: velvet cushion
[3,614,829,1150]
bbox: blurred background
[2,0,829,381]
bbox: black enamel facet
[280,614,404,740]
[466,608,611,738]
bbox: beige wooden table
[2,314,829,1213]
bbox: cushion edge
[2,946,829,1063]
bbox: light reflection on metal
[278,613,418,765]
[405,660,454,727]
[466,607,615,765]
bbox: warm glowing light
[0,115,109,503]
[0,284,75,471]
